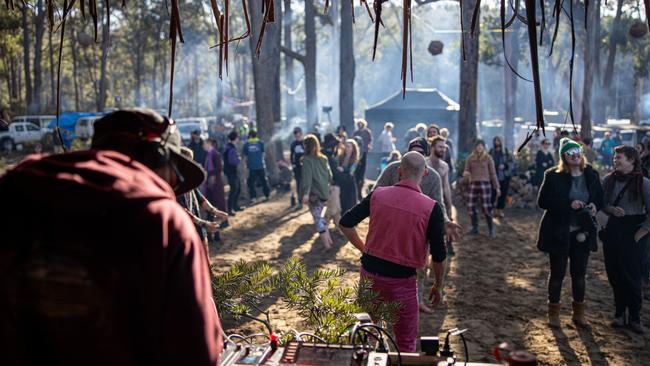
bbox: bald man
[340,152,447,352]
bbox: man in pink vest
[340,152,446,353]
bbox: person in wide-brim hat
[92,108,206,194]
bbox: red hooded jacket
[0,150,222,365]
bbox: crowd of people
[537,139,650,334]
[1,107,649,365]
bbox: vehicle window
[179,124,201,134]
[27,124,39,131]
[15,125,24,132]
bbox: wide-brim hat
[164,126,206,194]
[92,108,206,195]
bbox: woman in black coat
[537,138,603,328]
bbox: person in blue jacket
[242,129,270,203]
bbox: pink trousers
[360,267,419,352]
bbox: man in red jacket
[340,152,447,353]
[0,109,223,365]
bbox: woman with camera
[601,145,650,333]
[537,138,603,327]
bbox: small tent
[363,88,459,179]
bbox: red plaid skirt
[467,181,493,215]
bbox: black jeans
[226,172,240,212]
[491,177,511,209]
[293,165,302,199]
[548,236,590,304]
[355,153,367,201]
[603,215,646,320]
[247,169,270,200]
[642,238,650,281]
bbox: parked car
[11,115,55,130]
[176,117,209,145]
[0,122,47,151]
[177,122,209,145]
[75,116,102,139]
[176,117,208,131]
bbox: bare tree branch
[281,46,306,64]
[414,0,455,4]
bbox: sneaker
[227,210,237,217]
[296,203,303,210]
[468,227,479,235]
[630,320,645,334]
[489,227,497,238]
[250,198,258,204]
[611,316,625,328]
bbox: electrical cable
[296,332,328,343]
[210,297,236,345]
[228,334,253,344]
[353,324,402,366]
[459,333,469,366]
[243,333,270,342]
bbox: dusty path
[211,190,649,365]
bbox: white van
[75,116,102,139]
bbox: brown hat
[92,108,206,194]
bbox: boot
[486,216,496,237]
[572,301,588,327]
[468,214,479,234]
[548,303,561,327]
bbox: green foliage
[211,260,278,326]
[455,152,468,175]
[212,257,399,343]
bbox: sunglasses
[564,148,582,158]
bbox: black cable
[228,334,253,344]
[460,333,469,366]
[297,332,328,343]
[243,333,270,342]
[354,324,402,366]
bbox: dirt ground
[211,188,648,366]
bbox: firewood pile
[507,176,539,209]
[452,176,538,210]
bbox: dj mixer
[219,341,502,366]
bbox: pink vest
[364,180,436,268]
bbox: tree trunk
[594,0,623,123]
[33,0,45,113]
[152,47,158,108]
[339,0,354,133]
[248,0,281,181]
[71,27,81,111]
[21,3,33,112]
[10,56,19,100]
[458,0,480,153]
[634,78,644,124]
[48,30,56,109]
[503,27,520,150]
[304,0,318,128]
[98,1,111,111]
[134,41,144,107]
[283,0,296,121]
[580,0,598,139]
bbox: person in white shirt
[378,122,395,156]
